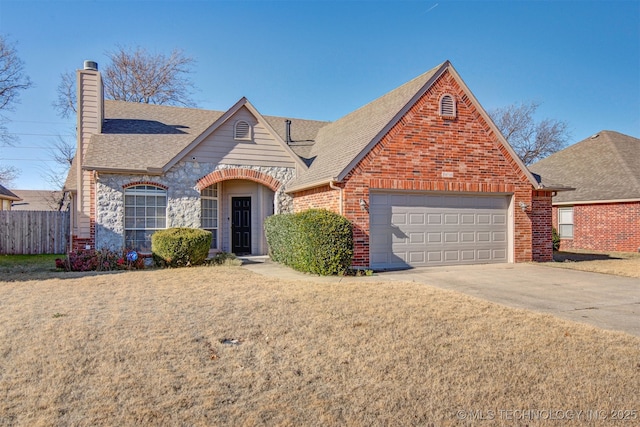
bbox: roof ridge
[318,62,446,134]
[292,62,447,186]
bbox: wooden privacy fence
[0,211,70,255]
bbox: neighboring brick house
[530,131,640,253]
[65,60,558,269]
[0,184,21,211]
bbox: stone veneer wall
[95,162,295,251]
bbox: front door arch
[196,168,282,192]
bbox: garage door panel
[461,232,475,242]
[493,249,507,260]
[444,232,458,243]
[409,232,425,244]
[461,214,475,224]
[427,214,442,224]
[409,252,425,263]
[409,213,425,225]
[444,251,460,261]
[477,214,491,224]
[392,213,407,225]
[370,212,389,226]
[461,250,476,261]
[477,232,490,242]
[427,251,442,262]
[444,214,459,224]
[427,232,441,243]
[493,214,506,224]
[493,231,506,242]
[370,192,510,269]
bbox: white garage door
[369,192,509,269]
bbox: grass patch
[548,250,640,278]
[0,254,63,275]
[1,266,638,426]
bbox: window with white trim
[124,185,167,252]
[558,207,574,239]
[439,94,456,118]
[234,120,251,140]
[201,184,219,249]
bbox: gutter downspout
[329,179,343,215]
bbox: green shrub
[265,209,353,275]
[552,227,560,251]
[152,227,212,267]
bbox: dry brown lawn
[547,250,640,278]
[1,265,639,426]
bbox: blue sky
[1,0,638,190]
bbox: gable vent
[439,94,456,118]
[234,120,251,140]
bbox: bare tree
[52,71,76,119]
[53,46,197,118]
[0,35,32,183]
[0,163,18,185]
[489,101,570,165]
[40,135,74,209]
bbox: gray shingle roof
[85,101,225,172]
[82,100,329,174]
[286,62,445,191]
[9,189,67,211]
[529,130,640,203]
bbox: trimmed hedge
[152,227,212,267]
[265,209,353,275]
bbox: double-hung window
[124,185,167,252]
[201,184,219,249]
[558,207,574,239]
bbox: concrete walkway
[241,258,640,337]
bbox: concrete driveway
[242,259,640,337]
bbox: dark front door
[232,197,251,255]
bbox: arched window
[124,185,167,252]
[201,184,219,249]
[439,94,456,118]
[234,120,251,140]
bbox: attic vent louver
[234,120,251,140]
[439,94,456,118]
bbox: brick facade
[70,173,96,252]
[554,202,640,253]
[293,69,554,267]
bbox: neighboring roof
[0,184,21,201]
[529,130,640,204]
[9,189,67,211]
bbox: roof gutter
[285,178,335,194]
[553,198,640,206]
[329,179,343,215]
[82,166,164,175]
